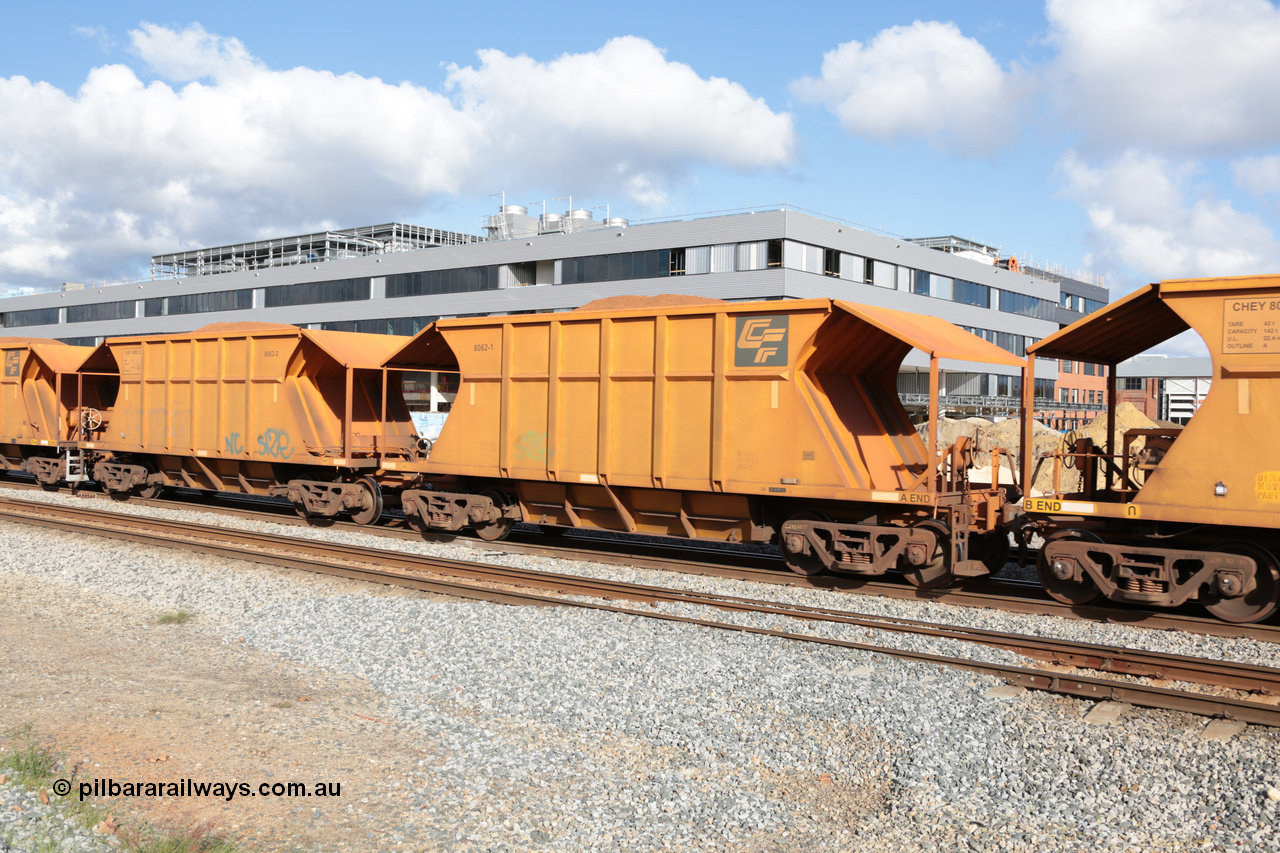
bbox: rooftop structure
[150,223,484,278]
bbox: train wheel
[780,511,831,576]
[349,477,384,526]
[1202,542,1280,624]
[969,531,1012,576]
[473,489,515,541]
[137,481,163,500]
[901,519,953,589]
[1037,530,1103,605]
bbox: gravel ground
[2,483,1280,851]
[0,779,114,853]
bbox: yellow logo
[734,316,788,367]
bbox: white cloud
[0,26,794,288]
[1046,0,1280,154]
[1233,155,1280,197]
[1060,151,1279,284]
[449,37,795,174]
[791,21,1020,155]
[129,22,258,82]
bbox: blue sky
[3,1,1279,354]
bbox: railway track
[2,494,1279,727]
[7,476,1276,644]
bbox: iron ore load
[9,277,1280,624]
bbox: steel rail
[9,479,1280,644]
[2,497,1279,726]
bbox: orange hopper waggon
[0,337,104,487]
[70,322,424,522]
[381,296,1027,588]
[1023,274,1280,623]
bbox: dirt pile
[574,294,727,311]
[1079,402,1159,449]
[920,416,1059,493]
[919,406,1161,496]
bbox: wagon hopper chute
[1025,274,1280,621]
[385,296,1026,584]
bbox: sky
[3,1,1280,355]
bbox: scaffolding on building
[150,223,486,278]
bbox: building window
[163,289,254,316]
[387,268,498,297]
[823,248,840,277]
[2,307,60,328]
[67,301,137,323]
[953,279,990,309]
[1123,377,1145,391]
[668,248,686,276]
[266,278,371,307]
[995,331,1026,357]
[320,316,438,336]
[767,239,782,268]
[1060,387,1070,403]
[1082,362,1096,376]
[783,241,823,274]
[872,260,896,289]
[998,289,1056,320]
[1062,360,1073,373]
[685,246,712,275]
[1070,389,1079,403]
[735,242,769,271]
[1035,378,1054,400]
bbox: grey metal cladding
[782,210,1058,301]
[1116,356,1213,378]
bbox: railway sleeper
[401,489,521,533]
[1043,538,1256,608]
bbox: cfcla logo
[3,351,18,378]
[734,316,789,367]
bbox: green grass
[1,727,242,853]
[154,610,194,625]
[0,726,59,787]
[127,822,243,853]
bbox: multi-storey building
[1115,356,1213,423]
[0,204,1104,418]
